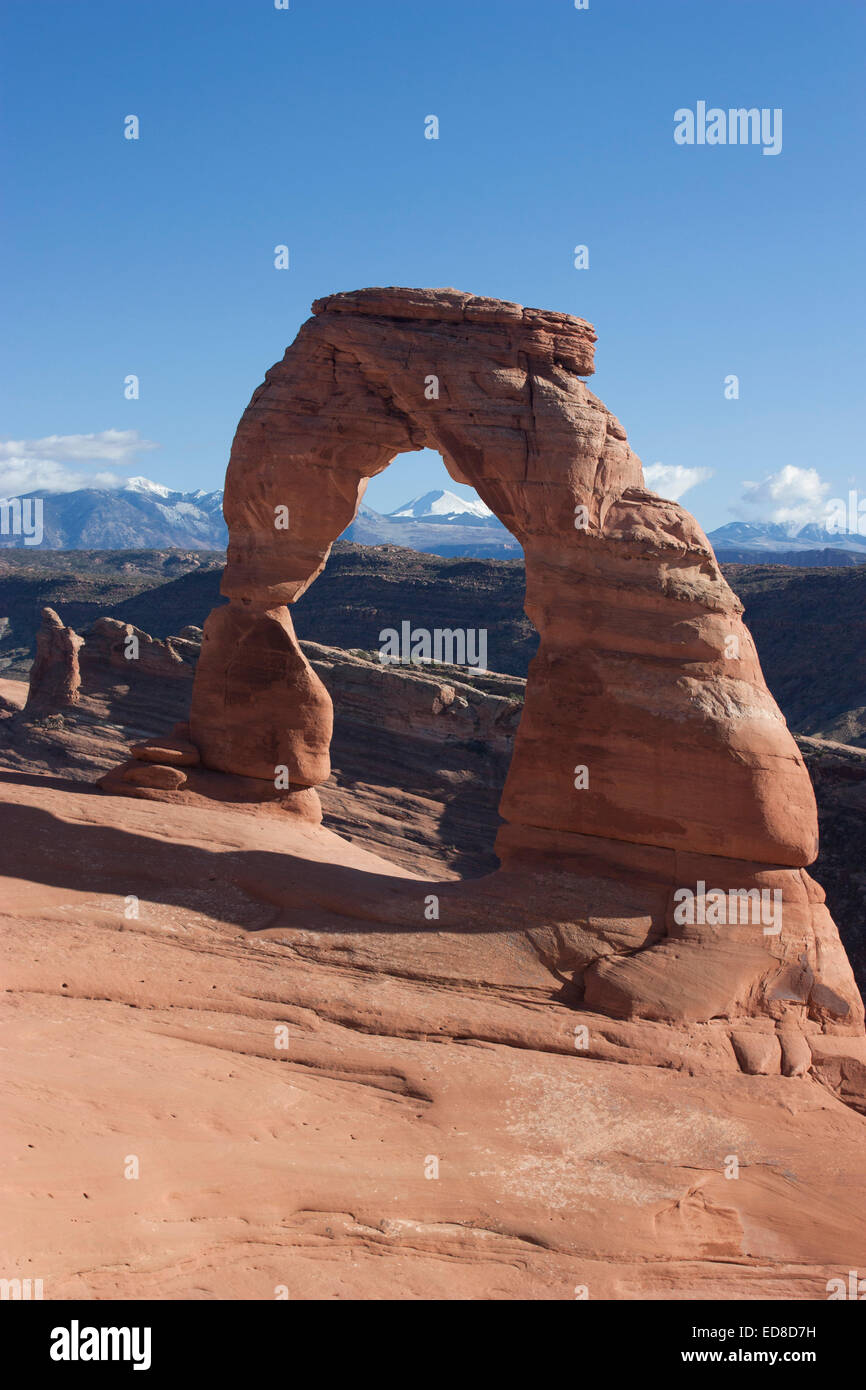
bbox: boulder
[130,737,200,767]
[122,762,188,790]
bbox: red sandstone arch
[190,286,817,870]
[98,284,865,1047]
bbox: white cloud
[644,463,713,501]
[738,465,830,527]
[0,430,160,496]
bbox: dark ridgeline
[4,547,866,744]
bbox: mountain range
[342,488,520,557]
[3,478,865,566]
[0,477,227,550]
[0,480,522,558]
[707,521,866,560]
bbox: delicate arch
[189,287,817,870]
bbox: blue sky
[1,0,864,532]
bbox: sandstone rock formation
[23,607,83,716]
[189,604,332,785]
[122,760,188,790]
[44,290,845,1106]
[191,287,813,861]
[98,288,865,1090]
[81,616,198,682]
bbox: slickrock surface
[1,618,865,1296]
[23,607,83,715]
[0,677,27,713]
[2,773,865,1300]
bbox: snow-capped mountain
[708,521,866,555]
[389,489,494,523]
[5,474,864,565]
[0,478,227,550]
[124,476,176,499]
[341,497,520,559]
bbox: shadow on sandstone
[0,774,658,988]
